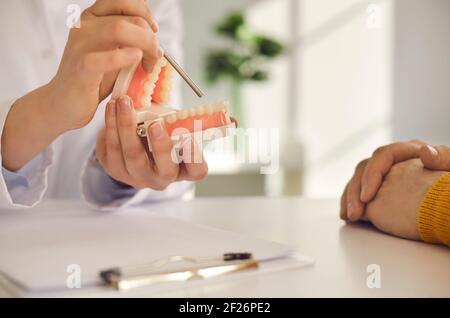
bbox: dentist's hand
[95,97,209,190]
[340,140,450,222]
[50,0,163,132]
[2,0,163,171]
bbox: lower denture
[165,111,231,136]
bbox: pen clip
[100,253,256,291]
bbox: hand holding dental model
[95,96,209,190]
[96,51,235,189]
[1,0,235,195]
[110,56,235,145]
[2,0,161,172]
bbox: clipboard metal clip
[100,253,258,291]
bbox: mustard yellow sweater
[418,173,450,247]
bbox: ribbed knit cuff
[418,172,450,247]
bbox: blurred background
[177,0,450,198]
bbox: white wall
[180,0,449,198]
[180,0,292,184]
[179,0,288,131]
[295,0,394,196]
[179,0,254,108]
[180,0,394,197]
[393,0,450,145]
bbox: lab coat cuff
[80,150,195,211]
[0,145,55,208]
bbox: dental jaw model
[112,56,236,148]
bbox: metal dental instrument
[163,51,204,98]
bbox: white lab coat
[0,0,192,210]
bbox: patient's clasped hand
[341,141,450,247]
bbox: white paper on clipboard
[0,204,313,297]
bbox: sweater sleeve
[418,172,450,247]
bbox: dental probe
[163,51,204,98]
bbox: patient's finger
[347,160,368,222]
[420,145,450,171]
[360,141,424,203]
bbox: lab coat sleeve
[0,100,55,209]
[80,150,194,211]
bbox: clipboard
[0,204,314,297]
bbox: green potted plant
[205,11,284,126]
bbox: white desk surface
[2,198,450,297]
